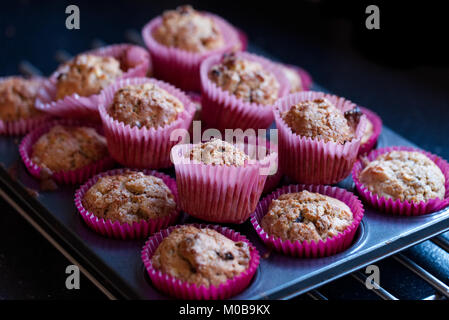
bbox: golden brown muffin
[151,225,251,287]
[188,138,249,166]
[82,171,176,224]
[108,83,184,129]
[359,150,445,202]
[261,190,353,242]
[55,54,123,100]
[153,5,224,53]
[360,117,374,145]
[280,65,303,93]
[31,125,108,172]
[0,77,43,121]
[281,98,355,144]
[208,53,280,105]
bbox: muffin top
[281,65,303,93]
[55,54,123,100]
[361,117,374,145]
[0,77,43,121]
[82,171,176,224]
[31,125,108,172]
[261,190,354,242]
[151,225,251,287]
[281,98,356,144]
[153,5,224,53]
[188,138,249,166]
[208,53,280,105]
[108,83,184,129]
[359,150,446,202]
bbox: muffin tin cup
[171,143,277,223]
[141,223,260,300]
[352,146,449,216]
[99,77,196,169]
[19,119,115,185]
[358,106,383,155]
[35,44,151,118]
[200,51,291,131]
[74,168,180,240]
[281,63,313,91]
[142,13,241,92]
[274,91,367,184]
[250,184,365,257]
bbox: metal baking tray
[1,54,448,300]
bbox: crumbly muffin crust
[153,5,224,53]
[82,171,176,224]
[281,65,303,93]
[0,77,43,121]
[31,125,108,172]
[208,53,280,105]
[151,225,251,287]
[108,83,184,129]
[359,150,446,202]
[281,98,354,144]
[261,190,353,242]
[188,138,249,166]
[55,54,123,99]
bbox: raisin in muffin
[107,83,184,129]
[280,65,303,93]
[0,77,43,121]
[82,171,176,224]
[153,5,224,53]
[151,225,251,287]
[31,125,108,172]
[208,53,280,105]
[188,138,248,166]
[359,150,445,202]
[261,190,354,242]
[281,98,359,144]
[55,54,123,100]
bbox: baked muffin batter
[153,5,224,53]
[281,98,355,144]
[151,225,251,287]
[55,54,123,99]
[108,83,184,129]
[208,53,280,105]
[82,171,176,224]
[261,190,354,242]
[359,150,445,202]
[281,65,303,93]
[31,125,108,172]
[188,138,249,166]
[361,117,374,145]
[0,77,43,121]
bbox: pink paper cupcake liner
[0,76,53,136]
[171,143,277,223]
[35,44,151,118]
[141,223,260,299]
[200,51,290,131]
[352,146,449,216]
[282,63,313,91]
[358,106,383,155]
[99,77,196,169]
[236,28,248,51]
[19,119,115,185]
[251,184,364,257]
[142,13,241,92]
[274,91,367,184]
[74,168,180,240]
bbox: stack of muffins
[1,4,448,300]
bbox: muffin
[107,82,184,129]
[280,65,303,93]
[208,53,280,105]
[142,6,241,91]
[200,51,290,131]
[82,171,176,224]
[30,125,108,172]
[274,91,366,184]
[99,77,195,169]
[188,138,248,166]
[151,225,250,287]
[358,107,382,155]
[359,150,445,203]
[261,190,353,243]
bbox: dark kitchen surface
[0,0,448,299]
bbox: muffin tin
[1,65,448,300]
